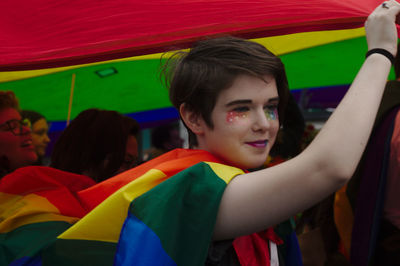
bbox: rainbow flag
[0,149,244,265]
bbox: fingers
[365,0,400,56]
[367,0,400,25]
[380,0,400,16]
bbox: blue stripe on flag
[10,255,42,266]
[114,212,176,266]
[284,231,303,266]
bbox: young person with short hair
[1,2,399,265]
[157,1,400,263]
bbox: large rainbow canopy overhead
[0,1,397,265]
[0,0,392,126]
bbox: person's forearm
[306,53,391,180]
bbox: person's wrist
[366,48,394,64]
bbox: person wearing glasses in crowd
[0,91,37,178]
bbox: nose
[44,134,50,143]
[252,108,271,132]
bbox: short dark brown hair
[21,110,46,125]
[162,36,289,147]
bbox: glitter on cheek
[226,111,247,123]
[265,108,278,121]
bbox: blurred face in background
[0,108,37,171]
[115,135,139,175]
[31,118,50,157]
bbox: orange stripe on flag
[334,184,354,257]
[0,192,79,233]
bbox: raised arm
[214,0,400,240]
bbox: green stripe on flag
[131,162,229,265]
[0,221,71,265]
[42,239,117,266]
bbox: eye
[264,104,278,112]
[34,129,47,136]
[264,105,279,120]
[7,120,20,130]
[232,106,250,113]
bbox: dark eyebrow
[225,99,252,107]
[267,97,280,103]
[226,97,280,107]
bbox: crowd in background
[1,3,400,264]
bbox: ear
[179,103,205,135]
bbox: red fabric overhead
[0,0,382,70]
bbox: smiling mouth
[21,140,33,148]
[246,140,268,148]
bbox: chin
[36,149,46,157]
[247,162,265,170]
[233,159,265,170]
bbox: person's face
[0,108,37,170]
[116,135,139,174]
[31,118,50,157]
[196,74,280,169]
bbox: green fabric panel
[0,221,71,265]
[282,37,366,89]
[2,36,394,122]
[282,37,395,89]
[0,59,172,121]
[131,162,228,266]
[42,239,117,266]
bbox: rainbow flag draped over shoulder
[0,166,96,265]
[0,149,244,265]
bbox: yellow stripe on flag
[0,28,365,83]
[205,162,244,184]
[257,27,365,56]
[0,192,78,233]
[59,168,167,242]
